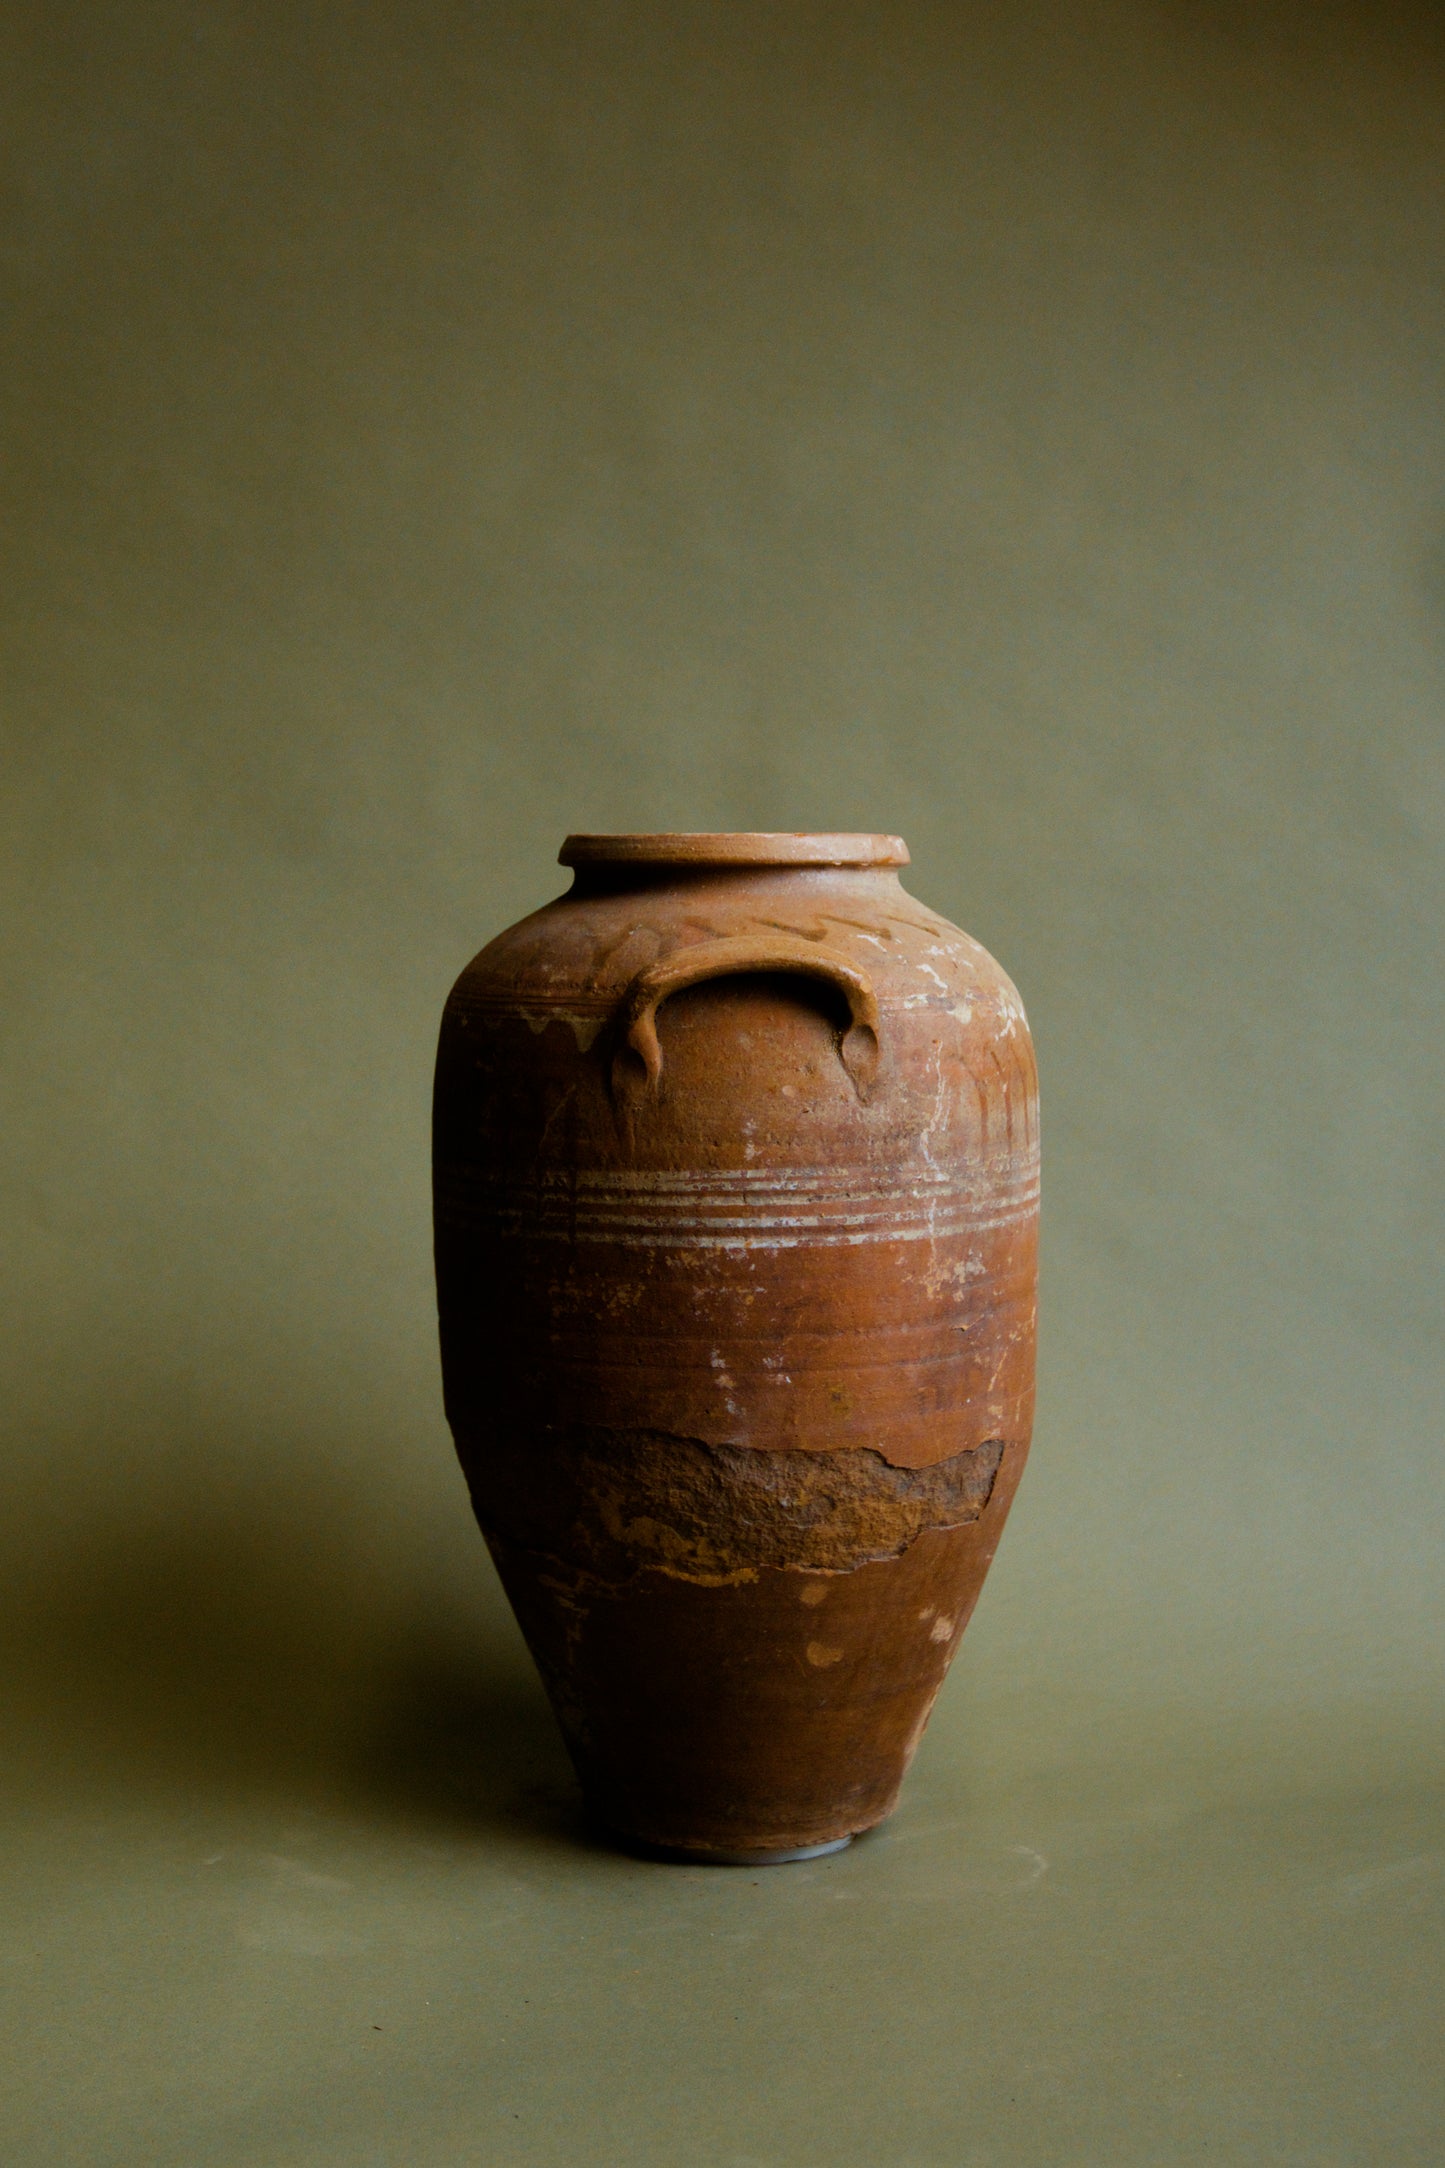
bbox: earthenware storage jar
[433,833,1038,1861]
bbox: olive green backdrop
[2,3,1441,2163]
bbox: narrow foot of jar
[612,1832,854,1867]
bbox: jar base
[613,1832,855,1867]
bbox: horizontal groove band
[436,1163,1039,1249]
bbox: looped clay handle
[615,934,881,1102]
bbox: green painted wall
[4,0,1442,1796]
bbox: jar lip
[559,832,909,869]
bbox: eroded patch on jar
[806,1641,846,1668]
[461,1427,1006,1582]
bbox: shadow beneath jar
[4,1427,587,1854]
[356,1628,588,1851]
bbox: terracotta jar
[433,833,1038,1862]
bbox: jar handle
[615,935,881,1102]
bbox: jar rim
[559,832,909,869]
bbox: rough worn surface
[433,833,1039,1854]
[459,1426,1005,1581]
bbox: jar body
[433,835,1038,1858]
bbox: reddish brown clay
[433,833,1038,1861]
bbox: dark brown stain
[485,1516,1010,1857]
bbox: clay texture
[433,833,1038,1857]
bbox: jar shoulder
[444,871,1031,1044]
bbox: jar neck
[564,861,908,901]
[560,831,906,871]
